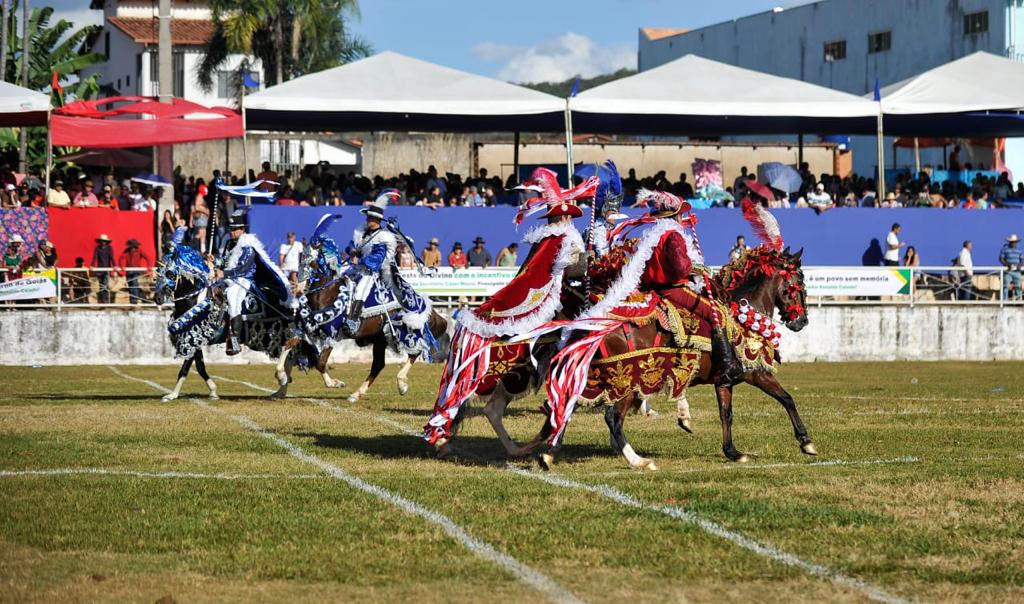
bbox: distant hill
[519,68,635,97]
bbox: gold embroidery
[606,362,634,393]
[671,354,699,389]
[638,353,664,389]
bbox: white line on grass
[111,367,582,604]
[0,468,319,480]
[586,456,920,477]
[213,374,908,604]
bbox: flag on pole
[873,78,881,101]
[569,77,581,98]
[242,72,259,89]
[51,71,63,95]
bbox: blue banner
[248,206,1024,268]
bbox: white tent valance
[244,51,566,132]
[0,80,50,126]
[878,51,1024,115]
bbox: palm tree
[197,0,370,97]
[0,4,104,168]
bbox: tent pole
[876,106,886,202]
[563,99,574,187]
[44,110,52,198]
[513,131,520,183]
[242,84,249,184]
[797,133,804,165]
[913,137,920,177]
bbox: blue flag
[242,72,260,89]
[569,77,581,98]
[873,78,881,101]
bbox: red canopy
[51,96,243,148]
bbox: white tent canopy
[879,52,1024,115]
[0,80,50,126]
[569,54,878,135]
[245,51,566,132]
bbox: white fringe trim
[458,224,583,338]
[579,219,702,322]
[226,234,295,307]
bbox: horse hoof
[435,440,452,459]
[398,383,409,396]
[677,418,694,434]
[346,394,359,404]
[332,380,347,389]
[801,442,818,456]
[208,393,219,401]
[736,454,752,463]
[267,391,285,401]
[645,460,659,472]
[539,453,555,471]
[160,394,176,402]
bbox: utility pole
[157,0,173,194]
[1,0,10,81]
[18,0,28,172]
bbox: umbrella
[759,162,803,193]
[59,148,152,169]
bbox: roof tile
[107,16,215,46]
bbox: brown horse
[485,246,814,470]
[295,253,450,403]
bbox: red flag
[51,71,63,95]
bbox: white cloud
[480,32,634,84]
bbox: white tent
[0,80,49,126]
[244,51,566,132]
[570,54,878,135]
[879,52,1024,115]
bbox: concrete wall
[2,307,1022,366]
[175,138,261,182]
[361,132,476,179]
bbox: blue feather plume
[171,226,188,246]
[311,213,344,243]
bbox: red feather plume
[741,198,784,250]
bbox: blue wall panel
[248,206,1024,268]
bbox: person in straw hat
[90,234,116,303]
[1000,233,1022,301]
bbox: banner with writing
[0,274,57,301]
[804,267,912,297]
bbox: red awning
[52,96,243,148]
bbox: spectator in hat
[118,238,152,304]
[47,180,71,208]
[1000,233,1022,301]
[1,183,18,208]
[495,242,518,268]
[806,182,834,213]
[467,236,491,268]
[422,237,441,267]
[97,184,118,209]
[91,234,116,303]
[448,242,467,269]
[73,181,98,207]
[3,234,25,281]
[27,239,57,270]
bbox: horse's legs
[674,392,693,433]
[748,372,817,456]
[193,350,218,399]
[395,354,418,396]
[348,337,387,403]
[162,357,193,402]
[715,385,750,462]
[269,340,297,400]
[603,396,658,471]
[316,347,346,389]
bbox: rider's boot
[711,326,745,385]
[226,316,243,356]
[343,300,364,337]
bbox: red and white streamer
[424,326,493,443]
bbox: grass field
[2,361,1023,603]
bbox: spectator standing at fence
[423,186,444,208]
[448,242,467,269]
[1000,234,1022,301]
[90,234,116,303]
[256,161,278,192]
[397,242,415,269]
[807,183,834,213]
[278,231,303,289]
[192,198,211,252]
[903,245,920,268]
[422,237,441,267]
[133,188,156,211]
[97,185,118,209]
[47,180,70,208]
[73,181,98,207]
[118,239,152,304]
[28,240,57,269]
[425,166,447,198]
[467,237,491,268]
[954,241,973,300]
[496,242,518,267]
[884,223,905,266]
[161,209,176,253]
[729,236,749,262]
[3,235,25,281]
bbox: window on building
[173,52,185,97]
[126,74,130,88]
[104,32,110,60]
[216,71,238,98]
[964,11,988,35]
[867,31,891,54]
[824,40,846,62]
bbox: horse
[295,246,450,404]
[154,243,345,401]
[482,246,814,471]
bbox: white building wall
[80,28,143,95]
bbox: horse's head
[715,246,808,332]
[156,246,210,305]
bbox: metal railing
[1,265,1021,309]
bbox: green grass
[1,362,1023,603]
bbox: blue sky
[57,0,790,82]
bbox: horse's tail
[429,310,452,362]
